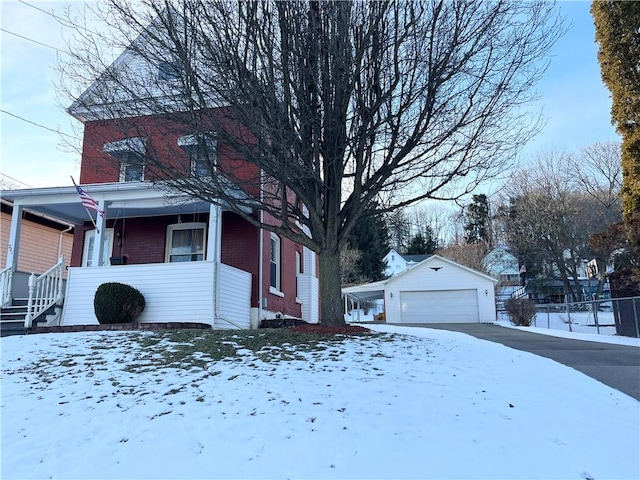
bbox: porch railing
[511,285,527,300]
[1,266,14,307]
[25,257,65,328]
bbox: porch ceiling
[1,182,213,224]
[342,280,387,302]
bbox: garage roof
[341,255,496,302]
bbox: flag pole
[71,176,100,233]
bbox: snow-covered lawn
[495,309,640,346]
[2,325,638,480]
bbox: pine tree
[406,227,437,255]
[463,194,491,245]
[347,203,390,282]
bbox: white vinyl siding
[298,274,320,324]
[217,263,252,329]
[61,261,251,329]
[400,289,479,323]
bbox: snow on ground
[495,309,640,347]
[2,325,639,480]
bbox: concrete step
[0,320,27,337]
[1,305,28,322]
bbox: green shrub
[94,282,145,324]
[504,298,537,326]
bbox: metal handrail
[24,257,65,328]
[0,265,14,307]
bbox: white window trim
[269,232,282,294]
[103,137,146,183]
[295,250,302,304]
[164,222,207,263]
[118,160,145,182]
[82,229,114,267]
[178,133,217,177]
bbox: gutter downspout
[58,225,73,259]
[257,168,264,329]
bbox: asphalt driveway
[396,323,640,401]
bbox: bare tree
[59,0,563,324]
[568,141,622,223]
[497,146,622,301]
[436,242,488,273]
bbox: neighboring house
[482,246,520,286]
[1,21,319,329]
[0,199,74,301]
[383,249,431,277]
[344,255,497,324]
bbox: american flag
[75,184,104,217]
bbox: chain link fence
[499,296,640,338]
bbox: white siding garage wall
[384,255,496,324]
[400,289,479,323]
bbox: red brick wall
[260,228,303,318]
[220,212,259,305]
[79,111,259,191]
[70,214,206,267]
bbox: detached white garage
[343,255,497,324]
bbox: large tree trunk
[318,249,345,326]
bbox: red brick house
[1,25,319,330]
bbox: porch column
[5,202,23,270]
[90,200,109,267]
[207,203,222,263]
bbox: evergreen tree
[592,2,640,269]
[406,227,437,255]
[463,194,491,244]
[348,203,390,282]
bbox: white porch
[1,181,252,329]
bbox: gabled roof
[386,254,497,285]
[402,254,431,264]
[384,249,431,264]
[343,254,496,302]
[67,8,219,123]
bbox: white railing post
[25,272,36,328]
[56,256,64,304]
[1,266,14,307]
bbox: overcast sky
[0,1,620,190]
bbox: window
[118,151,145,182]
[165,223,206,262]
[270,233,281,291]
[178,133,216,177]
[158,60,183,82]
[295,250,302,301]
[103,138,146,183]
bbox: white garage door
[400,289,479,323]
